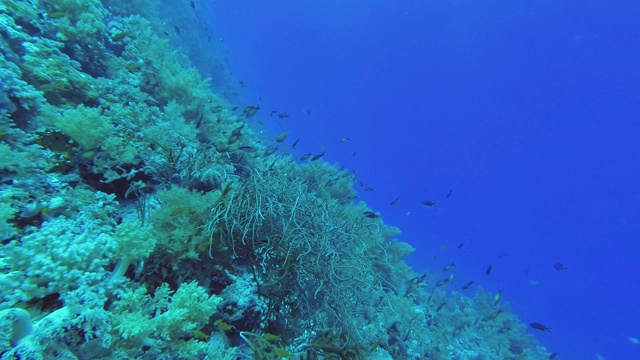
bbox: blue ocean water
[2,0,638,358]
[208,1,640,359]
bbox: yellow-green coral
[39,104,112,150]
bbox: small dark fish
[553,263,568,271]
[530,322,551,332]
[239,81,248,87]
[461,281,475,290]
[300,153,312,160]
[310,151,325,161]
[111,31,134,42]
[303,108,311,115]
[278,112,289,119]
[457,242,464,249]
[194,113,205,128]
[174,25,181,35]
[190,0,195,9]
[436,302,446,312]
[238,146,257,152]
[207,35,211,42]
[390,197,399,206]
[410,274,427,284]
[446,189,453,198]
[270,110,277,116]
[486,264,493,276]
[358,181,364,187]
[494,290,503,305]
[227,134,240,145]
[548,353,558,360]
[421,199,436,206]
[243,105,260,118]
[483,310,502,322]
[443,262,455,272]
[231,106,239,111]
[291,138,299,149]
[352,151,357,157]
[275,132,288,143]
[263,146,278,156]
[363,211,379,219]
[364,187,374,192]
[435,278,449,287]
[230,124,244,137]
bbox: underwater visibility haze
[1,0,639,359]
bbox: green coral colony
[0,1,551,359]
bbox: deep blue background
[205,1,640,358]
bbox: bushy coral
[151,186,221,260]
[110,219,157,282]
[39,104,113,150]
[0,216,113,309]
[111,280,220,357]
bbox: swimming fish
[278,112,289,119]
[530,322,551,332]
[310,148,325,161]
[227,124,244,144]
[390,197,400,206]
[275,132,288,143]
[243,105,260,118]
[553,263,568,271]
[300,153,312,160]
[238,146,257,152]
[483,310,502,322]
[494,290,503,305]
[111,30,134,42]
[461,281,475,290]
[421,200,436,206]
[435,279,449,287]
[486,264,493,276]
[263,146,278,156]
[363,211,379,219]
